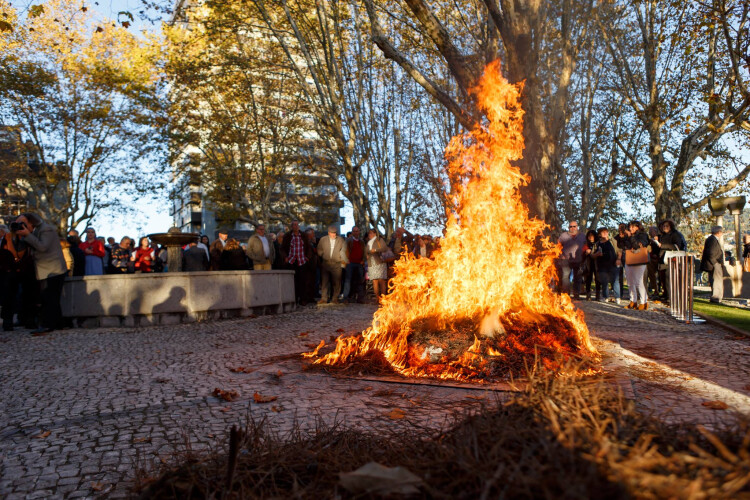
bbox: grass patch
[136,364,750,499]
[694,297,750,334]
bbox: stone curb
[693,311,750,339]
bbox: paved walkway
[1,301,748,498]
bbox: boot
[626,302,636,309]
[637,302,648,311]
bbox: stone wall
[61,270,296,327]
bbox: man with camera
[14,213,67,333]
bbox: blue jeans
[342,263,365,301]
[598,269,620,299]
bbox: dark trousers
[320,261,343,302]
[583,269,600,299]
[559,261,582,297]
[646,260,659,295]
[342,263,365,301]
[291,261,314,305]
[39,273,65,330]
[2,272,37,328]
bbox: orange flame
[310,61,597,381]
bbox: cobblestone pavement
[0,305,494,499]
[1,301,749,498]
[582,300,750,425]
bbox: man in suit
[183,240,209,271]
[14,213,67,333]
[246,224,275,270]
[701,226,725,303]
[316,225,348,304]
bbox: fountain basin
[61,270,296,328]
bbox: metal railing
[664,251,703,324]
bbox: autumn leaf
[386,408,406,420]
[0,20,12,32]
[336,328,345,332]
[28,5,45,18]
[91,482,106,491]
[133,436,151,443]
[212,388,239,402]
[702,401,729,410]
[228,366,255,374]
[121,21,130,28]
[94,26,103,33]
[276,370,283,377]
[744,384,750,391]
[253,392,278,403]
[35,430,51,439]
[81,6,88,12]
[298,332,308,337]
[271,406,282,412]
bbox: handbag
[380,249,396,262]
[625,247,649,266]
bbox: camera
[9,221,25,232]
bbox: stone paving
[1,300,749,498]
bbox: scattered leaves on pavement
[701,401,729,410]
[229,366,255,374]
[386,408,406,420]
[253,392,278,403]
[212,388,239,402]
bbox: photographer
[14,213,67,334]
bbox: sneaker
[616,298,621,305]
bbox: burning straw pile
[137,366,750,499]
[305,62,598,382]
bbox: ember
[306,61,598,381]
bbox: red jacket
[79,239,105,258]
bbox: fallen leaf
[465,395,485,401]
[253,392,278,403]
[271,406,282,412]
[386,408,406,420]
[339,462,422,495]
[373,389,396,397]
[228,366,255,374]
[91,482,106,491]
[212,388,239,402]
[336,328,345,332]
[35,431,51,439]
[276,370,283,377]
[744,384,750,391]
[133,436,151,443]
[220,407,231,412]
[702,401,729,410]
[298,332,309,337]
[363,386,373,391]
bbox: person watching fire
[558,221,586,299]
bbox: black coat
[220,248,249,271]
[701,235,723,272]
[594,240,618,273]
[183,246,209,272]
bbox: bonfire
[306,61,598,381]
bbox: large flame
[311,61,597,381]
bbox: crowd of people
[0,210,737,334]
[558,219,729,308]
[0,213,442,332]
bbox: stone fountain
[148,227,200,272]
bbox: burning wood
[306,62,598,381]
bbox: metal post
[688,257,694,323]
